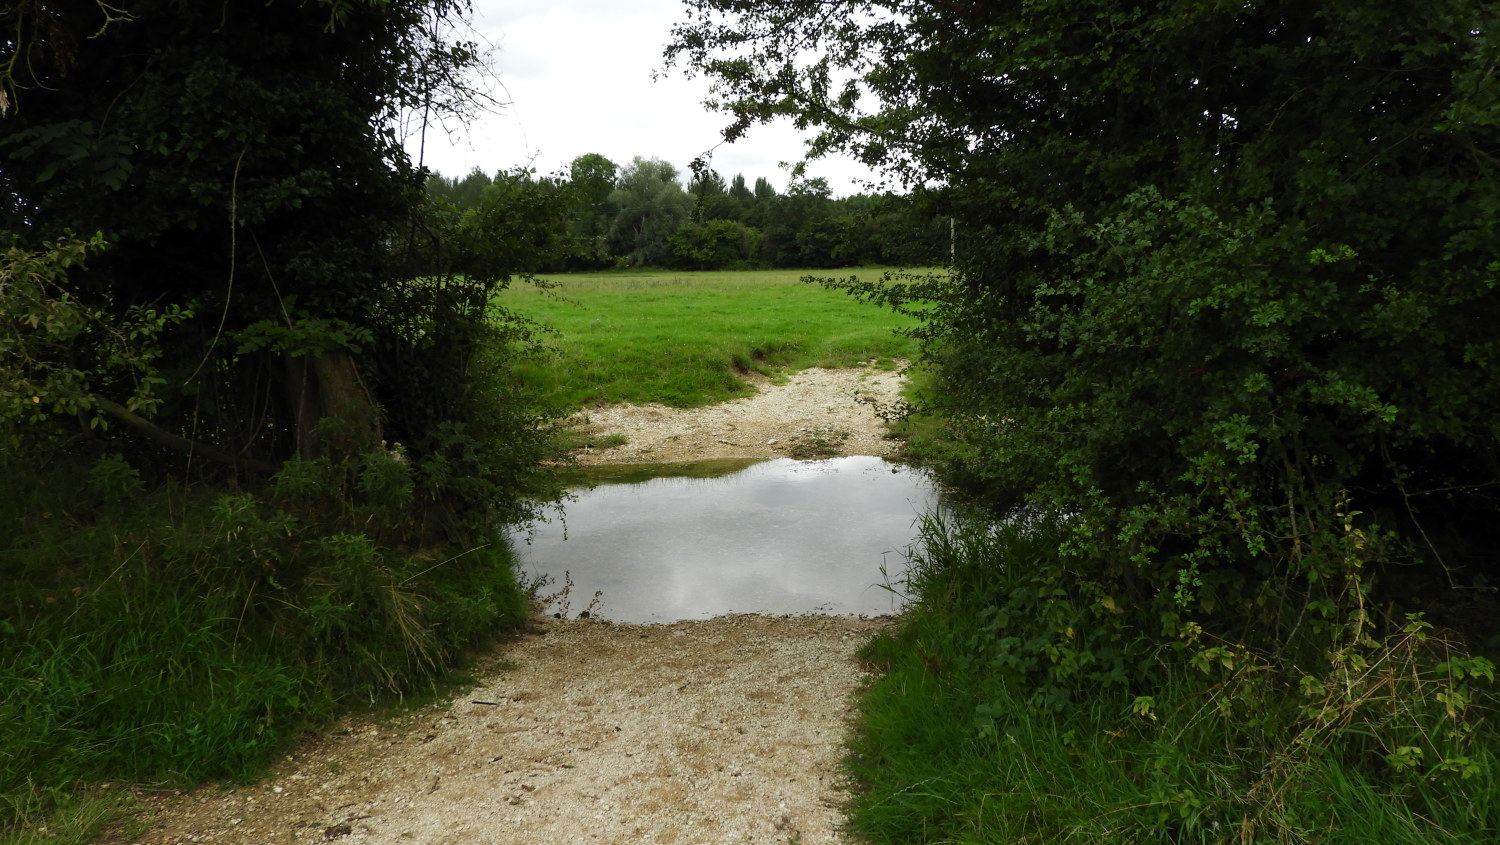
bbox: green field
[498,268,922,411]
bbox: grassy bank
[497,268,920,410]
[0,452,532,844]
[848,512,1500,843]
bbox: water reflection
[511,456,937,623]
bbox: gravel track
[109,367,907,845]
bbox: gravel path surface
[569,364,907,465]
[109,366,908,845]
[114,616,888,845]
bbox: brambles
[847,512,1500,842]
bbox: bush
[667,219,763,270]
[676,0,1500,656]
[672,2,1500,838]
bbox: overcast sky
[402,0,874,196]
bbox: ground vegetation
[496,268,918,410]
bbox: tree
[688,167,743,222]
[608,156,693,266]
[667,219,761,270]
[758,177,837,266]
[563,152,620,267]
[835,192,948,267]
[741,176,780,230]
[0,2,571,824]
[426,167,494,208]
[1,0,560,527]
[669,1,1500,647]
[728,173,754,204]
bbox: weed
[0,788,132,845]
[565,432,627,453]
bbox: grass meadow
[497,268,922,411]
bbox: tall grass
[0,452,531,841]
[497,268,921,410]
[849,511,1500,843]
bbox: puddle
[511,456,938,623]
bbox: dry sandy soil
[107,366,910,845]
[568,364,907,466]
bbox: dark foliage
[670,0,1500,645]
[2,0,562,533]
[1,3,558,830]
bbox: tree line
[425,154,948,271]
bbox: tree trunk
[285,349,383,460]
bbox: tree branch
[91,395,277,473]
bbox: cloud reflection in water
[511,456,938,623]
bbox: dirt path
[116,616,888,845]
[569,364,907,465]
[110,366,907,845]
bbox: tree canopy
[1,3,573,826]
[429,153,946,271]
[606,156,694,266]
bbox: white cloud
[405,0,876,195]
